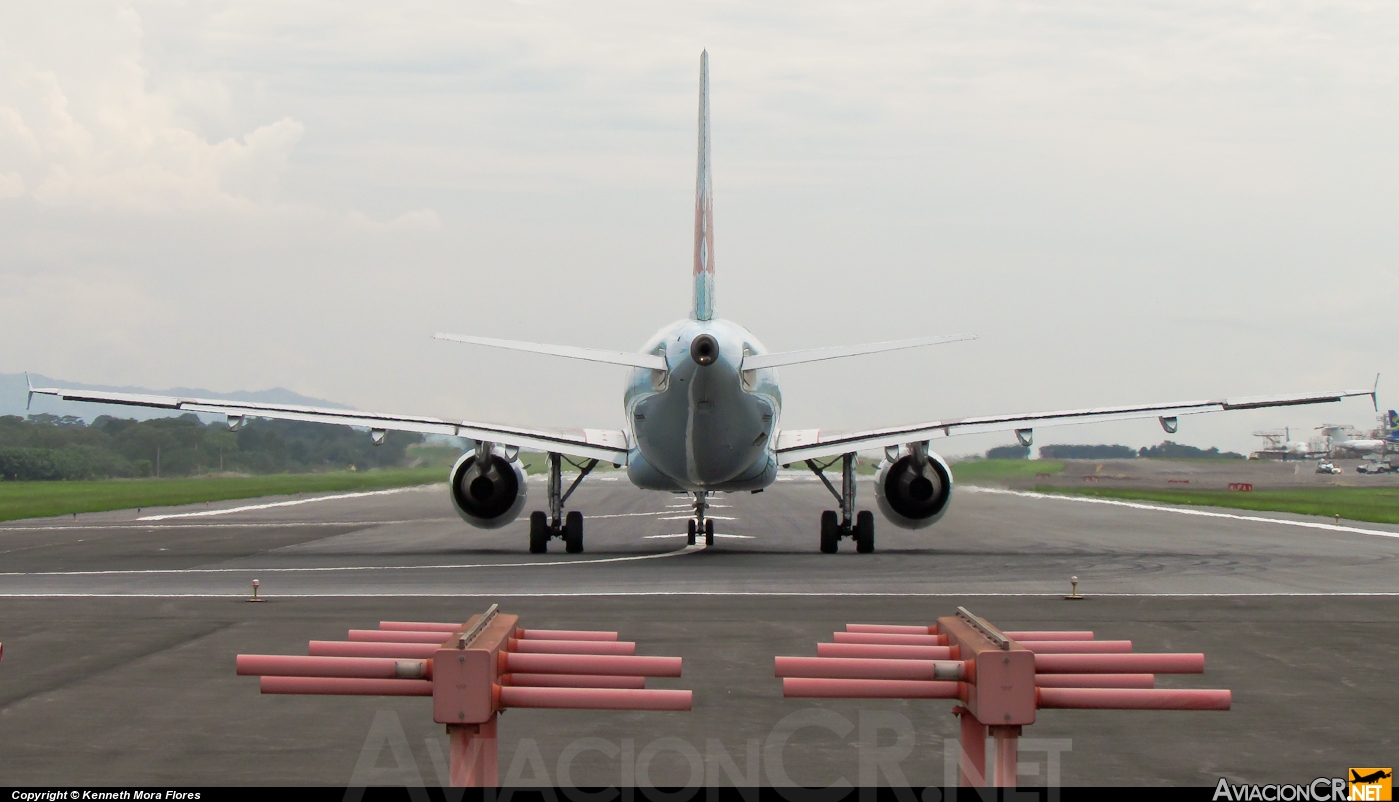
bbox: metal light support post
[236,605,692,786]
[775,607,1231,788]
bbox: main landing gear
[686,490,715,547]
[806,453,874,554]
[529,453,598,554]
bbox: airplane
[1319,424,1389,456]
[1351,769,1392,785]
[29,52,1378,555]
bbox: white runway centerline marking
[644,533,754,539]
[963,485,1399,540]
[136,485,440,521]
[0,543,706,577]
[658,515,735,521]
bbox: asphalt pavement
[0,473,1395,786]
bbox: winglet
[25,372,33,411]
[1373,373,1381,412]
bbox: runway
[1,474,1396,786]
[2,474,1397,597]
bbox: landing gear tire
[855,510,875,554]
[704,518,715,546]
[529,511,549,554]
[564,510,584,553]
[820,510,839,554]
[687,518,697,546]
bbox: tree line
[0,414,422,481]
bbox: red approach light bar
[237,604,690,787]
[817,643,954,659]
[776,607,1229,790]
[833,632,946,646]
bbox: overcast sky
[1,1,1394,456]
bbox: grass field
[0,468,446,523]
[1039,485,1399,525]
[952,459,1065,483]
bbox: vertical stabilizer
[692,51,715,321]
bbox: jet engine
[873,446,953,529]
[449,447,527,529]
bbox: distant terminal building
[1249,428,1326,461]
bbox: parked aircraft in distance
[31,53,1377,554]
[1320,424,1389,456]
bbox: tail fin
[692,50,715,321]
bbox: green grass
[0,468,447,522]
[1038,485,1399,525]
[952,459,1065,483]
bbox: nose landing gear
[686,490,715,546]
[528,453,598,553]
[807,453,875,554]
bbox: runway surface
[1,473,1396,786]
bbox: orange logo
[1349,768,1392,801]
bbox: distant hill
[1,373,346,424]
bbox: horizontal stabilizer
[742,334,975,371]
[434,333,667,371]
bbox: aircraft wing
[28,386,631,465]
[774,388,1375,464]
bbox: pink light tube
[260,676,432,696]
[499,686,691,711]
[503,652,681,677]
[1020,640,1132,654]
[833,632,944,646]
[348,630,451,644]
[510,639,636,656]
[1035,653,1204,674]
[1003,631,1095,641]
[308,641,438,659]
[1038,687,1230,710]
[783,678,960,699]
[817,643,953,660]
[775,656,963,681]
[505,673,646,689]
[237,654,430,680]
[379,621,461,632]
[517,629,618,642]
[1035,674,1155,689]
[845,624,937,635]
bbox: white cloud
[0,3,303,211]
[346,208,442,233]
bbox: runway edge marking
[963,486,1399,540]
[136,484,442,521]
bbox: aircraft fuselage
[624,318,781,492]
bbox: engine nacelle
[874,447,953,529]
[449,448,527,529]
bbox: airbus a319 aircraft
[33,53,1375,555]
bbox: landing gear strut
[686,490,715,547]
[529,453,598,554]
[806,453,874,554]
